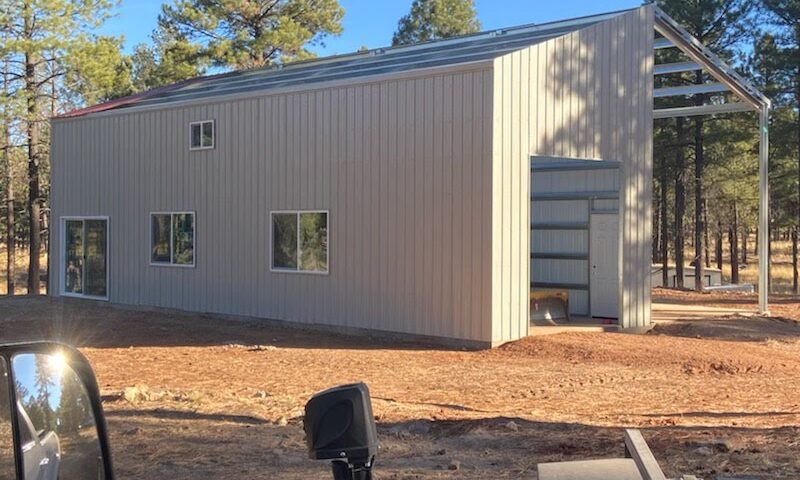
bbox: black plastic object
[304,383,378,480]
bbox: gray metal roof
[62,8,635,117]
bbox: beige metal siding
[49,65,495,344]
[492,6,654,339]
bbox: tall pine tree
[1,0,122,294]
[158,0,345,70]
[758,0,800,293]
[654,0,756,290]
[392,0,480,46]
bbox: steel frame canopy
[652,6,772,314]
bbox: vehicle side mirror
[0,342,114,480]
[303,383,378,480]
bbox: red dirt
[1,295,799,479]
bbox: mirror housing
[304,383,378,479]
[0,342,114,480]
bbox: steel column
[758,106,770,314]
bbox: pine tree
[392,0,480,46]
[759,0,800,293]
[1,49,17,295]
[654,0,756,291]
[158,0,345,70]
[1,0,120,294]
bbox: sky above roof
[101,0,642,56]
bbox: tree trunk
[796,49,800,296]
[715,220,723,270]
[2,59,13,295]
[24,6,41,295]
[674,118,687,289]
[793,227,798,294]
[660,165,669,287]
[703,198,710,268]
[742,227,748,265]
[652,182,664,263]
[693,71,705,291]
[754,227,759,258]
[730,202,739,285]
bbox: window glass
[299,212,328,272]
[272,213,298,269]
[84,220,108,297]
[64,220,84,294]
[151,214,171,263]
[202,121,214,148]
[190,123,202,149]
[173,214,195,265]
[0,358,15,480]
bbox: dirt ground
[1,294,799,479]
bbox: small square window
[190,120,214,150]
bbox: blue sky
[101,0,642,55]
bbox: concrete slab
[538,458,643,480]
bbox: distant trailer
[650,264,723,290]
[50,6,771,347]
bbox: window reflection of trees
[13,354,102,480]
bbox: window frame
[149,211,197,268]
[270,210,329,275]
[189,120,215,151]
[59,216,110,301]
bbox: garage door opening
[530,157,620,327]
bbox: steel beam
[654,7,769,110]
[654,37,673,49]
[654,61,701,75]
[653,102,753,119]
[654,83,728,98]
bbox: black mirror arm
[331,457,374,480]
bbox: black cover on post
[304,383,378,479]
[304,382,378,461]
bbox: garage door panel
[531,259,588,285]
[531,200,588,224]
[532,169,619,193]
[532,230,588,255]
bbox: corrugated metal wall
[50,64,496,344]
[492,6,654,339]
[50,6,654,346]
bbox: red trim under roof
[54,71,235,119]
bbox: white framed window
[190,120,214,150]
[271,211,328,274]
[150,212,196,267]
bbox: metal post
[758,105,770,315]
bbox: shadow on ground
[0,296,448,350]
[104,412,797,479]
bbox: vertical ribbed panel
[49,65,495,344]
[491,6,654,339]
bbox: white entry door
[590,213,619,318]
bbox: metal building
[49,5,770,347]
